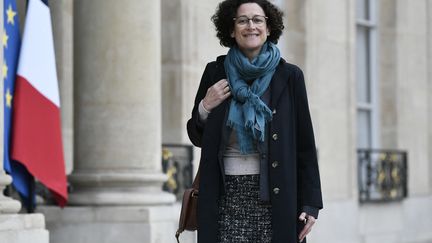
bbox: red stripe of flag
[12,76,67,206]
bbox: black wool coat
[187,56,323,243]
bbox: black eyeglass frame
[232,15,268,26]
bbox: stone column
[39,1,176,243]
[50,0,74,174]
[70,0,174,206]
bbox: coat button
[273,187,280,194]
[272,109,277,114]
[272,133,278,141]
[272,161,279,168]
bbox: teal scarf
[224,42,281,154]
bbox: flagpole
[26,175,35,213]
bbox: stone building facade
[1,0,431,243]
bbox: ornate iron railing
[162,144,194,201]
[358,149,408,203]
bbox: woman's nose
[246,20,257,28]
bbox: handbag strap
[175,232,180,243]
[191,167,200,190]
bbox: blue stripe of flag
[3,0,35,210]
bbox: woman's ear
[231,31,235,38]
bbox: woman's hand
[202,79,231,112]
[298,212,316,242]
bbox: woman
[187,0,323,242]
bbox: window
[356,0,379,149]
[356,1,408,203]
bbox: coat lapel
[270,61,291,109]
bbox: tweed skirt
[218,174,272,243]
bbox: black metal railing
[162,144,194,201]
[358,149,408,203]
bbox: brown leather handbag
[175,169,200,243]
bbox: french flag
[11,0,68,206]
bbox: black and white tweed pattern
[218,175,272,243]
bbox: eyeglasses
[233,15,268,27]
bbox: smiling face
[231,3,270,60]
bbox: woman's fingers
[202,79,230,111]
[298,214,316,242]
[223,91,231,99]
[217,79,230,94]
[215,78,228,86]
[298,212,307,223]
[223,85,230,93]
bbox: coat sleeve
[187,62,214,147]
[294,67,323,211]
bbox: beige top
[199,99,260,175]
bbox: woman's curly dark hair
[211,0,284,47]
